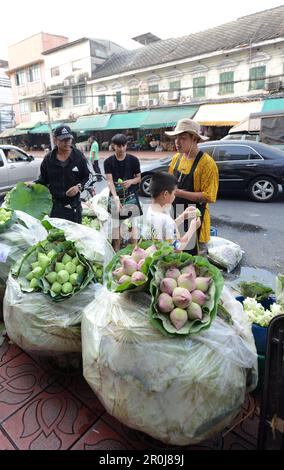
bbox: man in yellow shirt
[166,118,219,255]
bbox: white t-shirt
[144,205,177,242]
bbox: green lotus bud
[45,271,57,284]
[51,282,62,294]
[56,270,69,284]
[31,261,39,270]
[26,272,34,281]
[62,282,73,294]
[76,264,85,274]
[65,261,76,275]
[38,253,50,268]
[195,208,201,217]
[55,262,65,273]
[47,249,57,259]
[32,266,44,279]
[62,253,72,265]
[72,257,80,266]
[30,278,40,289]
[69,273,79,286]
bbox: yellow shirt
[169,152,219,243]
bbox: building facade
[0,60,13,131]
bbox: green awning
[262,98,284,112]
[30,122,64,134]
[140,106,198,129]
[0,127,19,138]
[105,111,150,130]
[16,121,41,130]
[71,114,111,132]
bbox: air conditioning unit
[70,76,78,85]
[117,103,124,111]
[138,99,148,107]
[148,98,158,106]
[266,80,282,92]
[103,104,108,112]
[168,91,180,100]
[108,102,116,111]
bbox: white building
[0,60,13,131]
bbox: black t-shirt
[104,153,141,195]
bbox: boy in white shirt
[145,171,201,251]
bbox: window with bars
[27,64,40,82]
[148,84,159,100]
[51,98,63,108]
[219,71,234,94]
[51,67,60,77]
[193,76,206,98]
[115,91,122,105]
[19,101,30,114]
[169,80,180,90]
[129,88,139,107]
[15,69,25,86]
[249,66,266,90]
[98,94,106,108]
[35,101,45,112]
[72,85,86,105]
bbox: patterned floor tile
[71,418,134,450]
[0,426,16,450]
[1,383,98,450]
[0,338,22,367]
[0,353,57,423]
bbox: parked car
[221,133,260,142]
[0,145,41,194]
[139,140,284,202]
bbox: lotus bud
[187,302,203,320]
[131,271,147,282]
[118,274,131,284]
[113,267,124,280]
[160,277,177,296]
[137,259,145,271]
[165,267,181,280]
[170,308,188,330]
[181,264,196,279]
[195,277,212,293]
[172,287,192,309]
[191,290,208,306]
[132,246,147,262]
[145,245,157,256]
[177,273,196,292]
[157,293,175,313]
[121,257,138,276]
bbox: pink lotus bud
[137,259,145,271]
[187,302,203,320]
[172,287,192,309]
[121,257,138,275]
[145,245,157,256]
[118,275,131,284]
[181,264,196,279]
[195,277,212,293]
[157,293,175,313]
[165,267,181,280]
[131,271,147,283]
[177,273,196,292]
[170,308,188,330]
[113,267,124,280]
[191,290,208,306]
[132,246,147,262]
[160,277,177,296]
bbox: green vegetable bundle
[237,281,274,302]
[13,229,95,301]
[149,252,224,337]
[105,240,173,293]
[0,208,17,232]
[82,216,101,231]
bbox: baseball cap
[54,125,73,140]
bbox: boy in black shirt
[104,134,142,251]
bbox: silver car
[0,145,41,194]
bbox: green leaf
[4,183,52,220]
[149,253,224,337]
[237,281,274,302]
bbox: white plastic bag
[4,274,97,355]
[207,236,244,273]
[82,285,257,446]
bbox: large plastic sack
[207,236,244,273]
[82,285,257,446]
[0,210,47,285]
[4,274,97,355]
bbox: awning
[71,114,111,132]
[262,98,284,113]
[194,101,263,126]
[29,122,64,134]
[0,127,19,138]
[229,116,260,133]
[104,110,150,130]
[16,121,41,130]
[140,106,198,129]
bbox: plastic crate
[235,295,275,355]
[254,354,266,395]
[210,226,218,237]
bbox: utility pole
[43,84,54,148]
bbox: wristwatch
[77,183,82,192]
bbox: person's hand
[113,196,122,213]
[189,216,201,232]
[121,179,132,189]
[66,185,80,197]
[183,206,197,219]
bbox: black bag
[108,191,142,220]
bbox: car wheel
[140,174,152,197]
[248,177,278,202]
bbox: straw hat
[165,118,208,141]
